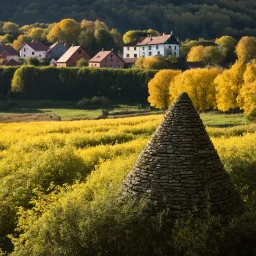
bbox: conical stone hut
[122,93,244,219]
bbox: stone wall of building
[122,93,244,220]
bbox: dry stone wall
[122,93,244,220]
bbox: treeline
[148,62,256,118]
[1,66,156,102]
[1,0,256,38]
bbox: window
[156,46,159,50]
[127,47,130,51]
[175,46,177,50]
[118,65,121,68]
[142,52,145,57]
[142,47,145,50]
[149,52,152,56]
[157,51,160,55]
[24,54,26,57]
[134,47,136,50]
[126,54,130,57]
[134,54,137,58]
[173,52,176,56]
[24,48,26,52]
[110,55,113,59]
[32,52,34,55]
[78,50,81,54]
[149,46,151,50]
[39,55,41,57]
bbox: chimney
[177,37,179,42]
[111,48,114,51]
[163,32,165,36]
[170,31,173,36]
[150,35,152,41]
[102,48,104,51]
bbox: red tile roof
[90,50,124,63]
[4,59,20,66]
[57,46,86,63]
[138,34,179,46]
[0,45,19,56]
[19,41,48,51]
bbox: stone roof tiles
[122,93,244,220]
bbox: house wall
[123,46,140,58]
[139,44,180,58]
[56,62,67,67]
[89,53,124,69]
[89,62,100,68]
[48,44,67,59]
[20,45,47,59]
[65,48,90,67]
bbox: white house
[123,39,141,59]
[19,41,48,59]
[137,33,180,58]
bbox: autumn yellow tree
[47,18,80,44]
[170,68,222,110]
[148,70,181,109]
[215,36,237,63]
[214,61,246,111]
[237,62,256,116]
[235,36,256,63]
[187,45,205,62]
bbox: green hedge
[0,67,17,99]
[10,66,157,102]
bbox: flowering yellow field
[0,115,255,254]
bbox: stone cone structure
[122,93,244,219]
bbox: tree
[0,34,14,44]
[24,57,41,66]
[170,68,222,111]
[27,28,46,41]
[123,29,159,44]
[47,19,80,45]
[76,58,88,67]
[148,69,181,109]
[134,56,170,70]
[94,29,115,49]
[214,61,246,111]
[12,35,30,50]
[237,63,256,116]
[187,46,205,62]
[235,36,256,63]
[2,22,19,34]
[215,36,237,63]
[203,46,223,65]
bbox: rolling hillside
[1,0,256,38]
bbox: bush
[77,97,91,108]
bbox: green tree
[76,58,88,67]
[2,22,19,35]
[215,36,237,63]
[203,46,223,65]
[123,29,159,44]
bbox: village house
[19,40,48,59]
[89,49,124,68]
[3,58,20,66]
[0,43,19,62]
[122,33,180,60]
[137,32,180,58]
[47,41,67,60]
[56,46,90,67]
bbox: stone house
[56,46,90,67]
[89,49,124,68]
[19,40,48,59]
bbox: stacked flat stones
[122,93,243,219]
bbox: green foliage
[76,58,88,67]
[77,96,112,108]
[23,57,40,66]
[9,66,156,102]
[0,67,17,99]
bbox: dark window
[39,55,41,57]
[24,54,26,57]
[175,46,177,50]
[134,47,136,50]
[149,46,151,50]
[142,52,145,57]
[24,48,26,52]
[126,54,129,57]
[142,47,144,50]
[149,52,152,56]
[157,51,160,55]
[134,54,137,57]
[32,52,34,55]
[127,47,130,50]
[78,50,81,54]
[156,46,159,50]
